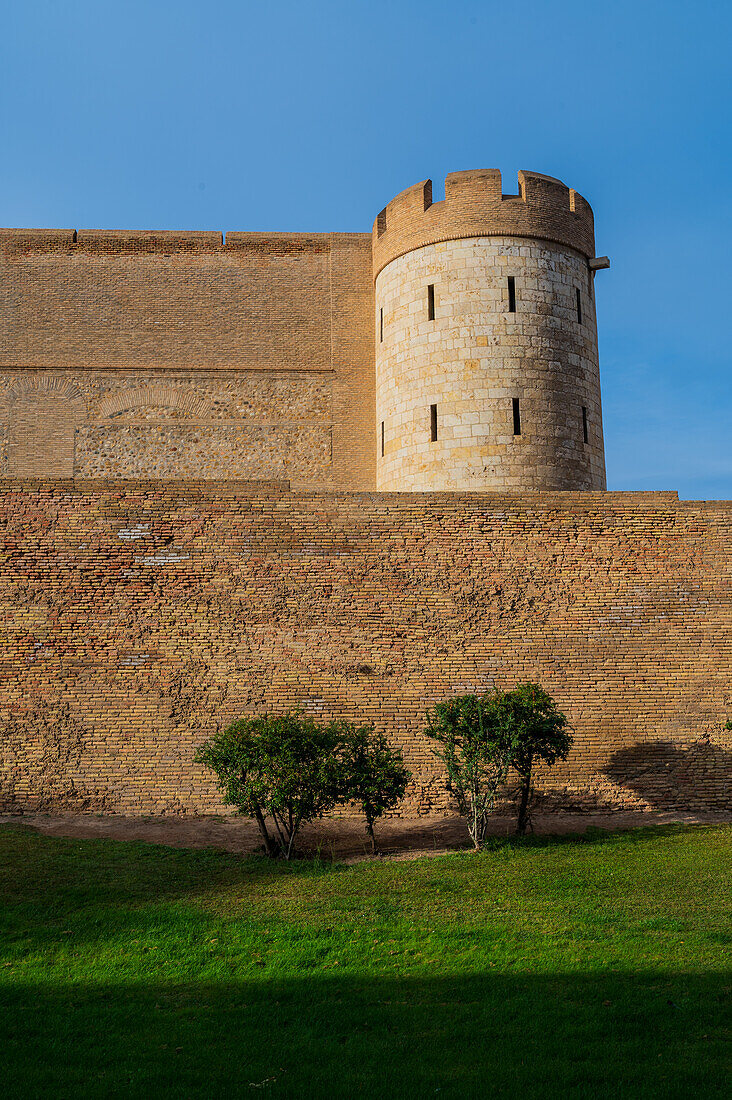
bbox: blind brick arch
[8,378,85,477]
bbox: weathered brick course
[1,483,729,817]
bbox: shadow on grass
[385,820,702,856]
[1,971,728,1099]
[0,820,705,899]
[0,821,716,897]
[1,822,720,964]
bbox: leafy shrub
[335,722,411,852]
[195,713,342,859]
[425,683,571,845]
[425,692,518,849]
[196,714,410,859]
[496,683,572,834]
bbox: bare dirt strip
[1,810,727,862]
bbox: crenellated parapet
[372,169,595,276]
[0,228,339,257]
[0,228,77,255]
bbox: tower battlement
[374,170,605,493]
[372,169,595,276]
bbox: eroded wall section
[0,484,729,816]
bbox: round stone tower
[373,169,608,491]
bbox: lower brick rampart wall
[1,482,730,816]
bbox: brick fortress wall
[1,483,729,816]
[0,231,374,489]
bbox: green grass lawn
[0,824,729,1099]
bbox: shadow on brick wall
[603,739,732,813]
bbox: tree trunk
[254,807,278,858]
[470,782,480,849]
[516,766,532,836]
[270,812,289,858]
[366,816,378,854]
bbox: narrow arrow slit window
[507,276,516,313]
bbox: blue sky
[3,0,730,498]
